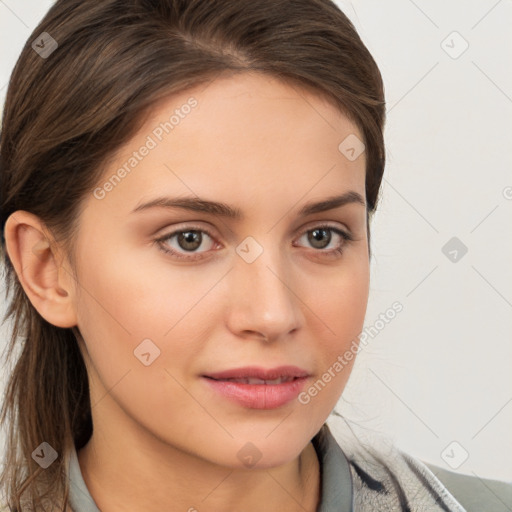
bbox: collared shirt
[67,423,354,511]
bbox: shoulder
[348,443,467,511]
[326,418,511,511]
[423,462,512,512]
[324,420,467,511]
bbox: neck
[77,426,320,512]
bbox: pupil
[309,228,330,249]
[179,231,201,251]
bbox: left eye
[295,225,353,253]
[154,224,353,261]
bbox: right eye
[153,225,218,261]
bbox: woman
[0,0,467,510]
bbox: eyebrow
[131,191,366,219]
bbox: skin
[5,71,370,512]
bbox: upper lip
[204,365,310,380]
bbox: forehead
[89,71,366,221]
[121,70,363,160]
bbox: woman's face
[70,71,369,468]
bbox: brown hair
[0,0,386,509]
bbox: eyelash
[153,223,354,261]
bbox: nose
[225,243,303,343]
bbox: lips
[203,365,310,382]
[202,366,312,408]
[202,366,310,409]
[219,376,295,385]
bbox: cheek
[297,284,366,423]
[301,257,369,405]
[72,244,220,384]
[308,255,370,349]
[72,257,223,454]
[76,233,207,330]
[72,257,202,430]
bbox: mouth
[204,375,300,385]
[201,366,310,409]
[203,365,310,381]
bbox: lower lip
[202,376,309,409]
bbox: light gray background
[1,0,511,483]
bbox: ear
[4,210,78,328]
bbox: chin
[210,434,309,471]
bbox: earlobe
[4,210,78,328]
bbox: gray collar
[68,423,353,512]
[313,423,354,511]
